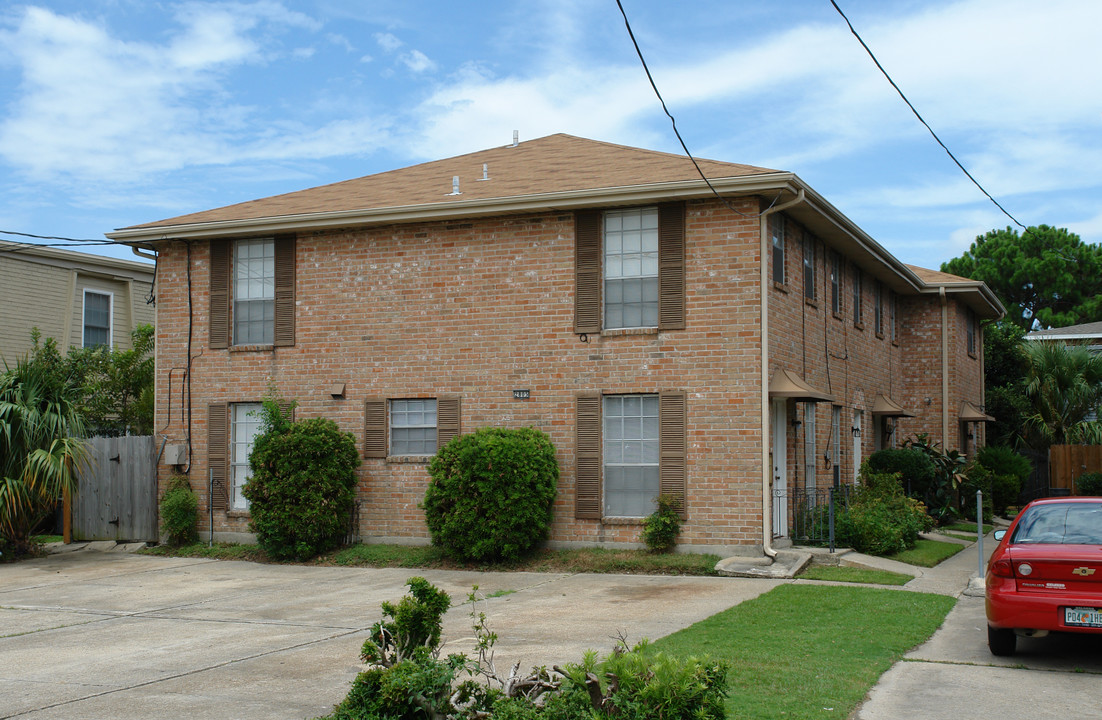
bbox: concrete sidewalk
[0,550,780,720]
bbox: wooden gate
[72,436,159,542]
[1049,445,1102,494]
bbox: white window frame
[389,398,437,456]
[603,207,659,330]
[602,393,660,518]
[852,267,863,325]
[830,251,842,315]
[233,238,275,345]
[771,215,786,285]
[803,403,817,494]
[230,402,264,511]
[82,289,113,348]
[803,235,816,301]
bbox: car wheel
[988,625,1016,656]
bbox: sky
[0,0,1099,268]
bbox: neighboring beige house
[0,240,155,363]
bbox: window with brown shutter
[364,399,387,458]
[209,235,296,348]
[207,403,229,511]
[574,203,685,334]
[437,397,461,448]
[364,396,460,459]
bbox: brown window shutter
[207,403,229,512]
[364,399,387,458]
[273,234,296,347]
[575,393,602,519]
[574,210,601,334]
[436,396,461,450]
[659,391,687,518]
[209,240,231,349]
[658,202,686,330]
[277,400,295,423]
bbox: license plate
[1065,607,1102,628]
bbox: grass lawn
[654,584,955,720]
[887,538,964,567]
[796,564,913,585]
[940,521,993,535]
[141,542,723,576]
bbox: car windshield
[1011,502,1102,545]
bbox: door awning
[870,393,916,417]
[959,401,996,423]
[768,368,836,403]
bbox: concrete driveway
[0,551,779,720]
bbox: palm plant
[1022,341,1102,448]
[0,358,89,557]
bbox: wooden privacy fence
[72,435,159,543]
[1049,444,1102,494]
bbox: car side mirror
[993,529,1006,541]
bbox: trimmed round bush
[867,448,936,497]
[159,474,198,545]
[423,427,558,563]
[244,411,360,561]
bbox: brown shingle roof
[123,133,778,230]
[905,264,977,285]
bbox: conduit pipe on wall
[940,287,950,447]
[759,188,805,559]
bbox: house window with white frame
[803,403,817,494]
[603,394,660,517]
[852,266,863,325]
[803,235,816,301]
[830,251,842,315]
[604,207,659,329]
[874,281,884,335]
[230,402,264,510]
[234,238,275,345]
[83,290,112,348]
[390,398,437,456]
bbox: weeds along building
[108,134,1003,555]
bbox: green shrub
[958,465,995,522]
[975,446,1029,512]
[867,448,936,498]
[159,475,198,545]
[1077,472,1102,496]
[834,466,934,555]
[244,401,361,561]
[641,495,682,553]
[423,427,558,563]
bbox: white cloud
[293,47,316,59]
[400,49,435,73]
[374,32,403,53]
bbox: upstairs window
[83,290,112,348]
[852,266,863,325]
[771,215,786,285]
[604,208,659,329]
[803,235,816,301]
[890,292,898,343]
[874,281,884,335]
[967,308,977,355]
[234,239,275,345]
[830,251,842,315]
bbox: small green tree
[0,357,89,557]
[243,400,360,560]
[423,427,558,563]
[1021,341,1102,448]
[159,475,199,545]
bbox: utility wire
[614,0,777,218]
[0,230,130,254]
[830,0,1027,231]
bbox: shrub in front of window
[159,474,198,546]
[833,464,934,555]
[423,427,558,563]
[244,401,360,561]
[866,447,936,498]
[641,495,682,553]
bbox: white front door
[852,409,863,483]
[771,399,788,537]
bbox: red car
[985,497,1102,655]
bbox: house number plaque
[513,389,530,400]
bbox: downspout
[940,287,950,447]
[759,189,805,559]
[132,246,157,262]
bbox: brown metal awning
[768,368,836,403]
[871,393,916,417]
[959,401,996,422]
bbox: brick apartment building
[108,134,1003,556]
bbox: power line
[0,230,125,254]
[829,0,1027,231]
[614,0,777,219]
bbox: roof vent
[448,175,461,196]
[477,163,490,181]
[511,130,519,147]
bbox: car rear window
[1011,502,1102,545]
